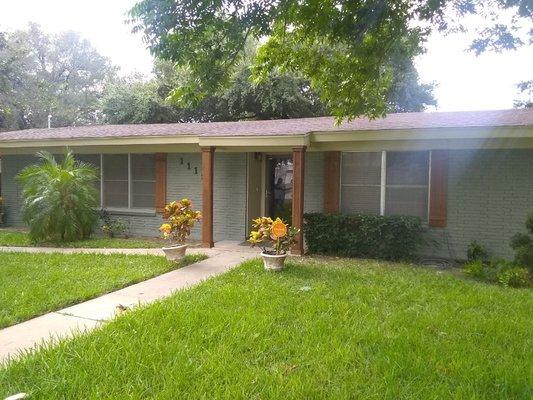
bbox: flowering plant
[248,217,299,255]
[159,199,201,244]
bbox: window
[76,153,156,211]
[76,154,101,204]
[341,151,430,220]
[103,154,129,208]
[340,152,381,214]
[131,154,156,208]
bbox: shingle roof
[1,109,532,142]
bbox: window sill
[105,208,157,217]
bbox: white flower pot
[261,251,288,271]
[162,243,188,261]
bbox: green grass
[0,229,164,248]
[1,258,531,399]
[0,252,207,328]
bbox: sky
[0,0,531,112]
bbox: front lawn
[0,229,164,248]
[1,258,531,399]
[0,252,206,328]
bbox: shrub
[16,151,99,243]
[463,259,531,288]
[303,213,425,261]
[467,241,488,262]
[463,259,485,279]
[498,267,530,288]
[510,214,533,269]
[99,209,128,238]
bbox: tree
[129,0,531,120]
[16,151,99,243]
[101,75,180,124]
[0,24,117,131]
[514,80,532,109]
[101,56,435,124]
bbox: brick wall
[424,149,533,260]
[2,149,530,259]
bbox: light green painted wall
[423,149,533,260]
[2,149,530,259]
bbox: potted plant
[248,217,299,271]
[159,199,201,261]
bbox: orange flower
[270,218,287,239]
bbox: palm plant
[17,151,99,243]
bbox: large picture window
[341,151,430,221]
[76,153,156,211]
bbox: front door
[266,155,293,224]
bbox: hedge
[303,213,425,261]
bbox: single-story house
[1,109,532,259]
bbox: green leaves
[16,151,99,243]
[129,0,531,120]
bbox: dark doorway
[266,155,293,224]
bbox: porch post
[201,146,215,248]
[291,146,306,255]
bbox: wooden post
[429,150,448,227]
[324,151,341,213]
[291,146,306,255]
[201,147,215,248]
[154,153,167,213]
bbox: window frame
[339,150,432,222]
[89,153,156,214]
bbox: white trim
[380,151,386,215]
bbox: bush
[498,267,530,288]
[463,259,531,288]
[100,209,128,238]
[510,214,533,269]
[16,151,99,243]
[467,241,488,262]
[303,213,425,261]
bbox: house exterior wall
[423,148,533,260]
[0,152,248,242]
[1,149,531,259]
[1,155,34,226]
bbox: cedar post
[324,151,341,213]
[291,146,306,255]
[201,147,215,248]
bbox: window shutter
[155,153,167,213]
[429,150,448,227]
[324,151,341,213]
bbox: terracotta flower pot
[261,251,287,271]
[162,243,188,261]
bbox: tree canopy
[101,55,436,125]
[129,0,532,120]
[0,24,116,131]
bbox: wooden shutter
[324,151,341,213]
[155,153,167,213]
[429,150,448,227]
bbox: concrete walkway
[0,242,260,363]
